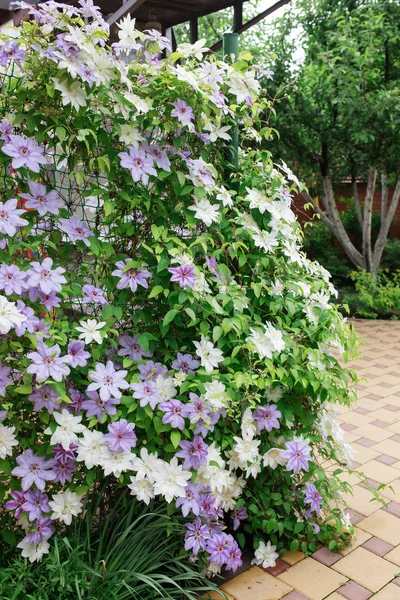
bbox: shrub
[0,0,358,574]
[344,270,400,319]
[382,237,400,271]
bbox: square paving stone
[358,510,400,545]
[336,580,372,600]
[263,558,290,576]
[383,502,400,518]
[277,558,347,600]
[221,567,292,600]
[312,546,342,566]
[332,547,399,592]
[282,551,305,565]
[372,583,400,599]
[281,592,311,600]
[359,460,399,484]
[361,537,393,557]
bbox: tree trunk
[322,175,365,268]
[361,167,377,273]
[352,176,363,229]
[371,174,400,277]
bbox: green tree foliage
[265,0,400,276]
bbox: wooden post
[234,0,243,31]
[190,17,198,44]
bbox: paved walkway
[216,320,400,600]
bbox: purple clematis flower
[14,301,39,336]
[137,360,167,381]
[0,364,12,396]
[145,143,170,171]
[22,490,51,522]
[29,385,60,414]
[253,403,282,433]
[77,64,97,86]
[118,146,156,185]
[168,264,197,288]
[5,490,26,519]
[0,120,13,142]
[175,483,202,517]
[233,506,248,531]
[143,28,171,50]
[26,257,66,295]
[104,419,137,453]
[205,255,220,276]
[131,380,163,410]
[19,181,63,216]
[12,449,56,491]
[281,440,312,475]
[27,340,70,382]
[55,33,79,58]
[197,493,220,520]
[181,393,219,437]
[112,259,151,293]
[38,290,61,310]
[31,319,51,338]
[225,538,242,572]
[52,443,78,465]
[184,518,210,554]
[87,361,129,402]
[59,216,93,246]
[23,516,54,546]
[176,435,208,470]
[171,99,194,126]
[188,159,215,188]
[68,389,86,414]
[117,334,152,361]
[2,134,48,172]
[159,399,185,430]
[171,352,199,374]
[0,410,7,420]
[0,42,26,68]
[205,533,230,566]
[67,340,90,368]
[53,458,76,484]
[81,389,120,421]
[302,482,322,514]
[0,198,28,236]
[82,284,108,306]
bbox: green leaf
[289,540,299,553]
[149,285,163,298]
[170,430,181,449]
[176,171,186,186]
[184,307,196,321]
[56,126,66,143]
[1,530,16,546]
[213,326,223,342]
[138,333,149,352]
[0,459,11,474]
[104,198,115,216]
[163,309,178,328]
[15,384,33,394]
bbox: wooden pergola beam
[210,0,291,52]
[106,0,147,26]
